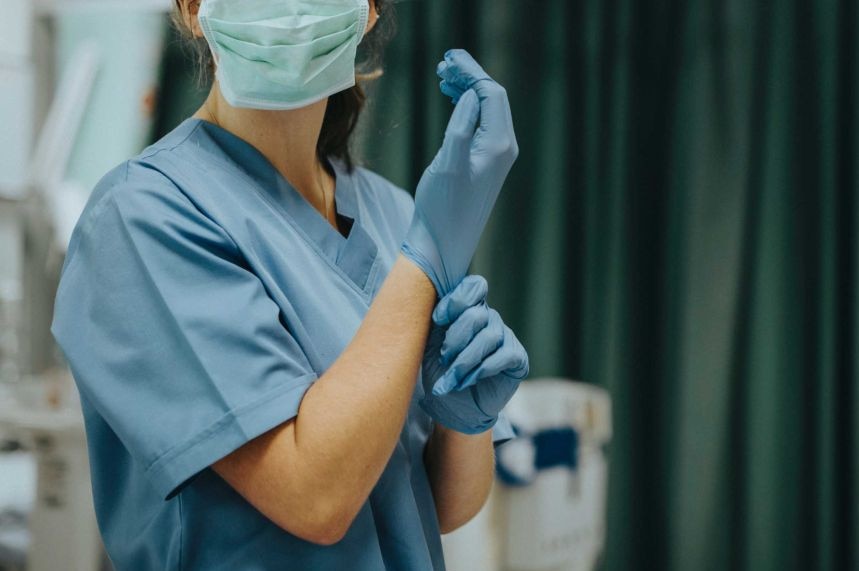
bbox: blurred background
[1,0,857,570]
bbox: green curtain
[354,1,859,570]
[154,1,858,568]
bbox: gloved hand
[402,49,519,296]
[421,275,530,435]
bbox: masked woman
[51,1,527,569]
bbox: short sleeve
[51,170,317,499]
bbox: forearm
[291,256,436,516]
[213,256,437,542]
[424,424,495,533]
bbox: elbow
[436,488,492,535]
[438,511,478,535]
[299,525,348,547]
[301,516,350,547]
[275,500,357,547]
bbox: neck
[194,82,336,223]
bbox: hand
[401,50,519,296]
[421,276,530,435]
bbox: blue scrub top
[51,118,513,571]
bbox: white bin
[443,379,611,571]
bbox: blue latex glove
[421,276,530,435]
[402,50,519,296]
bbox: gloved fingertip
[440,80,465,102]
[432,302,450,326]
[445,48,470,63]
[462,275,489,303]
[461,274,482,287]
[488,307,504,329]
[436,61,448,77]
[432,376,452,396]
[475,274,489,292]
[509,364,529,380]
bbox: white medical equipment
[0,2,173,570]
[0,0,35,394]
[0,400,101,571]
[442,379,612,571]
[0,0,37,200]
[0,29,110,571]
[0,451,35,571]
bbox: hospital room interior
[0,0,857,570]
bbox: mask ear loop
[355,0,371,46]
[196,0,222,69]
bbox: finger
[431,373,456,399]
[434,89,480,169]
[439,50,510,134]
[433,275,489,326]
[440,80,466,104]
[439,49,491,90]
[459,326,529,390]
[436,59,449,78]
[443,88,480,140]
[440,304,490,365]
[437,60,468,103]
[433,315,504,395]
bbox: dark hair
[172,1,395,172]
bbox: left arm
[418,275,529,534]
[424,425,495,533]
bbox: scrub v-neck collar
[188,117,380,296]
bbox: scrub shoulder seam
[114,158,247,260]
[136,120,205,162]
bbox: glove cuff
[419,395,498,435]
[401,217,450,296]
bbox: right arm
[213,257,436,545]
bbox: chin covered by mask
[198,0,370,110]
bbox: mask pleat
[198,0,369,110]
[205,7,358,46]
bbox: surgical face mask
[198,0,370,110]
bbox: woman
[51,0,527,569]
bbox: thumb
[435,89,480,169]
[433,275,489,326]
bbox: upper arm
[209,416,348,545]
[52,172,317,501]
